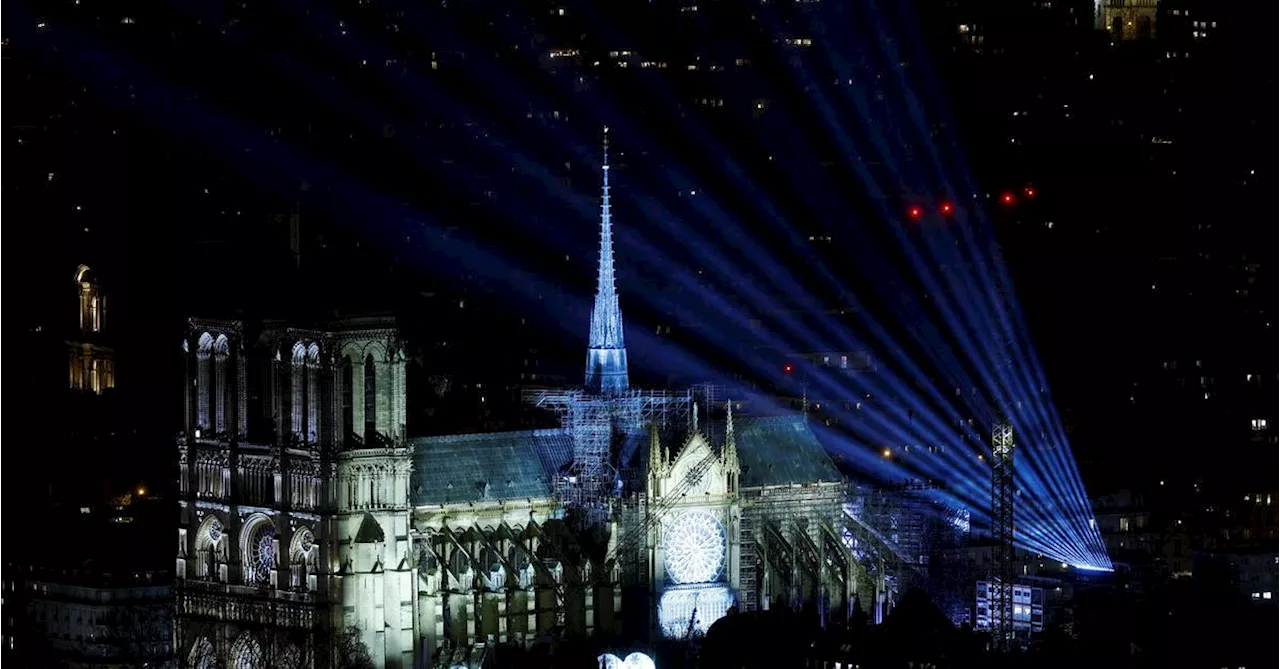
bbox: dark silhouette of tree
[701,605,821,669]
[335,626,376,669]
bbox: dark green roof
[409,429,573,506]
[736,416,843,487]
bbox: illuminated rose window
[663,510,726,585]
[247,524,276,585]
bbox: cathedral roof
[736,416,843,488]
[409,429,574,506]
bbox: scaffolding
[851,479,947,569]
[990,421,1016,652]
[525,387,692,527]
[739,483,849,616]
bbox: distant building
[974,580,1045,634]
[69,264,116,395]
[1211,551,1280,605]
[6,569,171,667]
[1096,0,1159,40]
[3,495,172,668]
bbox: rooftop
[409,429,574,506]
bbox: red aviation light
[1001,192,1016,205]
[908,205,923,220]
[940,202,954,216]
[1023,186,1037,198]
[784,363,794,374]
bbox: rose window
[297,528,314,553]
[250,525,276,585]
[663,510,726,585]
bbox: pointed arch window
[213,335,230,434]
[196,333,215,431]
[364,354,377,441]
[291,342,307,440]
[306,343,321,442]
[229,633,264,669]
[340,356,355,446]
[290,528,317,591]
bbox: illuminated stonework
[171,137,866,666]
[663,510,726,585]
[229,633,263,669]
[657,585,736,638]
[598,652,657,669]
[251,526,276,585]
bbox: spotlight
[940,202,954,215]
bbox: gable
[662,433,727,497]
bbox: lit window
[1119,517,1131,532]
[1251,418,1268,431]
[1265,592,1273,600]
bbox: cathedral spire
[584,125,630,396]
[724,400,739,476]
[725,400,735,447]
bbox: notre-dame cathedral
[174,134,873,669]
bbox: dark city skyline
[3,1,1275,668]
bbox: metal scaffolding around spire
[585,125,630,397]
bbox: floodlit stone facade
[174,333,855,668]
[175,317,417,669]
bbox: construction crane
[990,420,1015,652]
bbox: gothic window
[290,528,316,591]
[195,517,224,580]
[213,335,230,434]
[663,510,727,585]
[506,545,527,573]
[306,343,320,442]
[229,633,264,669]
[187,637,217,669]
[244,520,277,586]
[449,546,470,575]
[197,333,215,431]
[340,356,355,446]
[364,354,377,441]
[291,342,307,439]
